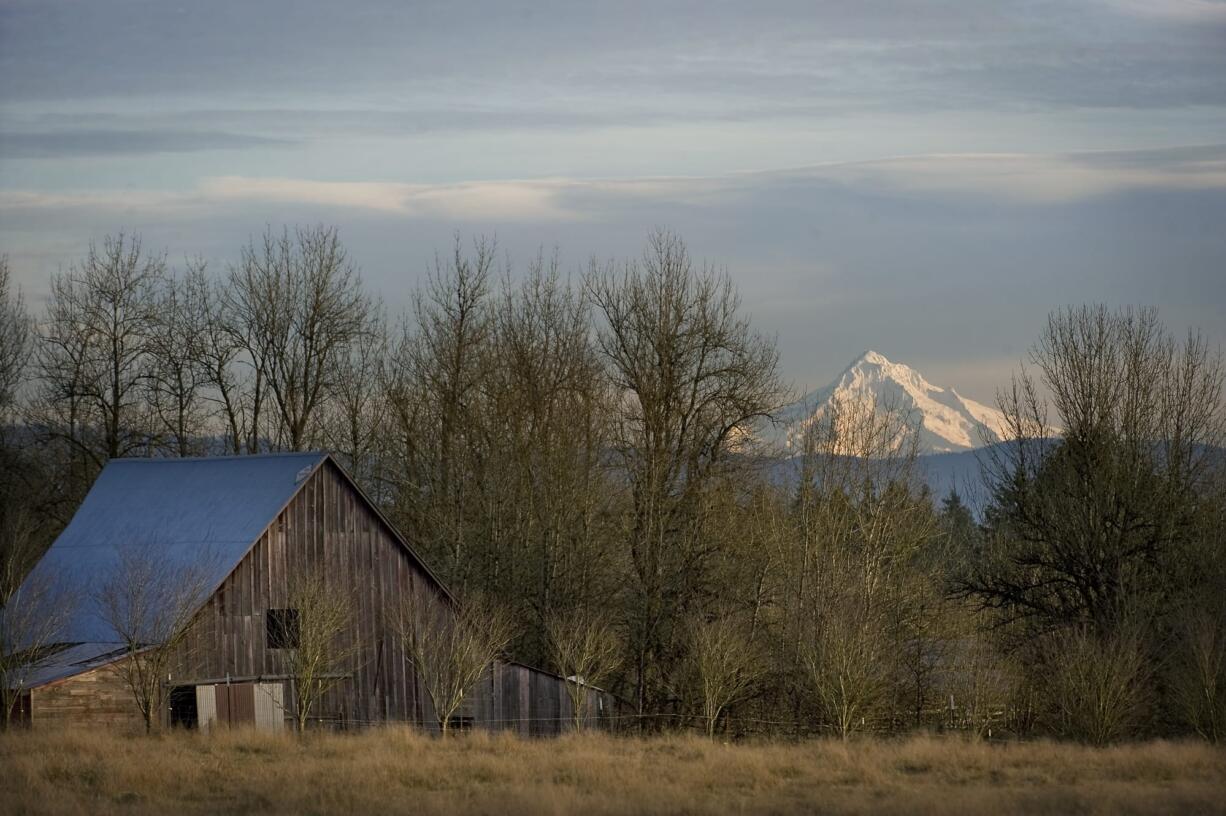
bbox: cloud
[4,146,1226,226]
[1101,0,1226,23]
[0,129,294,159]
[0,176,587,223]
[198,176,587,221]
[816,146,1226,203]
[3,0,1224,116]
[2,146,1223,405]
[565,146,1226,211]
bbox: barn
[6,452,614,733]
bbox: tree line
[1,228,1223,742]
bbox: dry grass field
[2,728,1224,816]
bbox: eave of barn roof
[14,642,129,689]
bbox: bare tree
[95,545,212,733]
[0,256,32,423]
[477,256,615,664]
[587,229,785,721]
[793,394,931,609]
[281,569,361,732]
[687,614,763,739]
[319,309,389,487]
[148,262,212,456]
[384,236,495,588]
[0,507,75,728]
[1043,622,1152,745]
[1171,592,1226,742]
[546,608,621,731]
[191,268,257,454]
[390,591,514,736]
[892,575,952,730]
[969,306,1225,637]
[382,245,620,680]
[800,574,892,740]
[778,393,936,738]
[28,274,96,508]
[0,495,42,606]
[32,234,164,467]
[228,225,375,450]
[0,579,75,729]
[25,233,166,525]
[941,630,1018,739]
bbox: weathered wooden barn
[8,453,614,733]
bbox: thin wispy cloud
[0,129,295,159]
[7,147,1224,218]
[1103,0,1226,23]
[817,148,1226,203]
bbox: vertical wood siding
[168,460,437,727]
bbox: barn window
[447,715,474,733]
[266,608,300,649]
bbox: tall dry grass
[2,728,1224,815]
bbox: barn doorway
[215,682,256,725]
[169,685,199,729]
[3,692,30,729]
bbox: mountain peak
[854,349,890,366]
[767,352,1011,455]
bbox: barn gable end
[168,458,443,727]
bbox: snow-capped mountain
[769,350,1010,455]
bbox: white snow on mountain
[767,350,1011,455]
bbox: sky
[1,0,1224,402]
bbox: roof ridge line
[110,451,328,463]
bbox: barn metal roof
[15,642,129,689]
[23,452,327,644]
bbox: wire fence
[176,678,1023,741]
[281,708,1024,743]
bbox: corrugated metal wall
[253,682,285,731]
[196,686,217,731]
[197,682,285,732]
